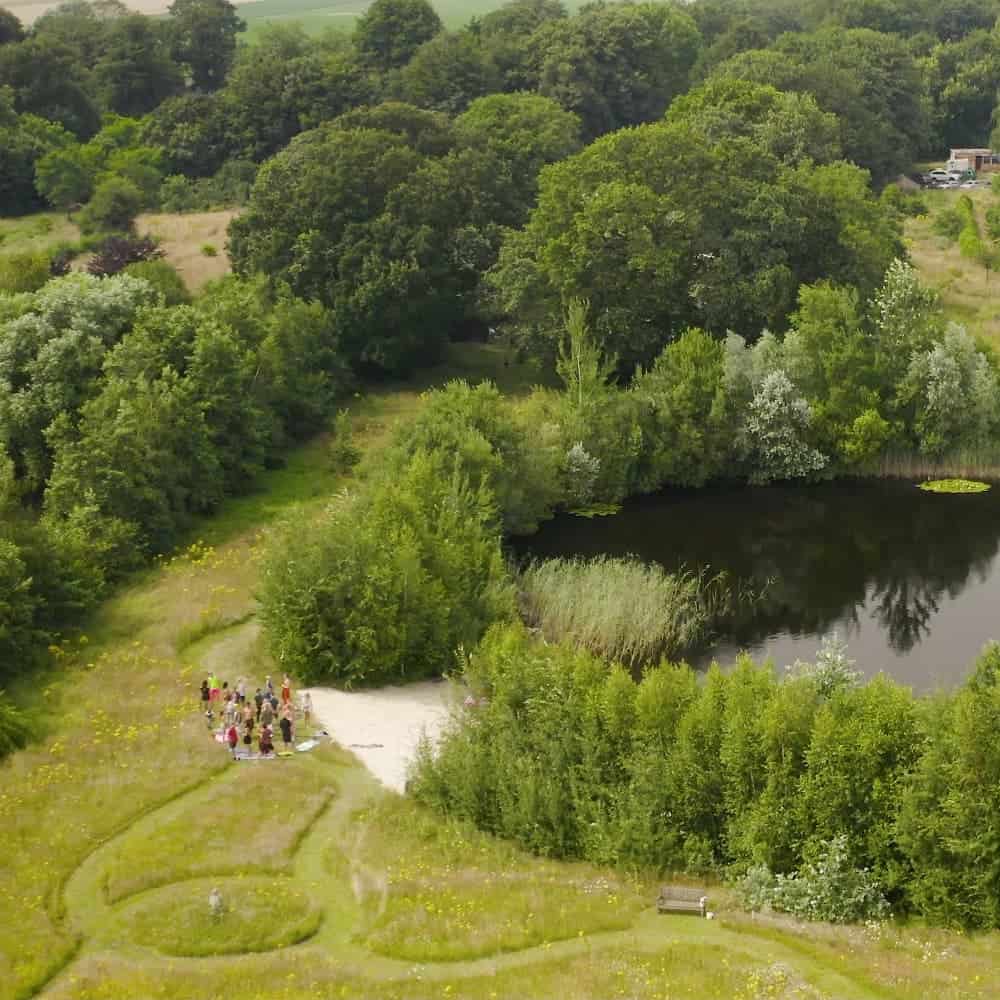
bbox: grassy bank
[905,186,1000,352]
[3,343,1000,1000]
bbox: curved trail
[43,623,891,1000]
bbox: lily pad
[918,478,991,494]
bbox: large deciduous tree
[168,0,245,92]
[353,0,442,72]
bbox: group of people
[199,672,314,759]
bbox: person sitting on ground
[279,703,293,749]
[259,724,274,756]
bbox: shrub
[739,836,890,923]
[328,409,360,473]
[78,177,144,235]
[122,260,189,305]
[87,235,163,277]
[201,243,218,257]
[0,695,30,757]
[0,251,51,294]
[259,451,514,686]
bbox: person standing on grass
[264,675,274,700]
[260,695,274,729]
[209,673,220,710]
[259,723,274,756]
[200,679,210,711]
[227,722,239,758]
[279,702,293,750]
[281,674,291,706]
[236,677,246,705]
[301,691,312,727]
[253,687,264,722]
[242,715,254,750]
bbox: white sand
[304,680,455,793]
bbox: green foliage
[122,260,190,306]
[328,409,360,473]
[0,691,29,756]
[0,251,50,294]
[488,113,902,367]
[740,836,890,923]
[415,628,1000,927]
[78,176,143,235]
[259,450,513,686]
[168,0,245,92]
[384,379,561,535]
[354,0,442,72]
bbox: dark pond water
[513,480,1000,691]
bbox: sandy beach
[304,679,455,793]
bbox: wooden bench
[657,885,708,917]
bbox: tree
[35,143,102,210]
[397,30,499,114]
[741,370,827,484]
[0,36,100,137]
[141,93,229,176]
[664,77,841,166]
[218,24,315,161]
[353,0,442,72]
[0,7,24,45]
[487,117,900,367]
[712,28,929,185]
[168,0,245,92]
[94,14,183,117]
[453,92,581,225]
[78,176,143,234]
[525,1,701,138]
[633,327,730,488]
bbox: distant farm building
[949,148,997,171]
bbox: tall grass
[518,555,730,666]
[872,447,1000,481]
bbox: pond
[513,479,1000,691]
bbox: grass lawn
[5,343,1000,1000]
[905,185,1000,353]
[0,211,78,255]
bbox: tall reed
[518,555,728,666]
[872,447,1000,481]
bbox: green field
[237,0,588,37]
[905,184,1000,353]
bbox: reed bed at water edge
[517,555,733,667]
[873,447,1000,481]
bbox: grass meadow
[905,184,1000,353]
[4,343,1000,1000]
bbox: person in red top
[281,674,291,705]
[226,723,239,759]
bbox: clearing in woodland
[3,343,1000,1000]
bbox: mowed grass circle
[124,877,321,956]
[918,478,992,494]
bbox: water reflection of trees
[517,482,1000,656]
